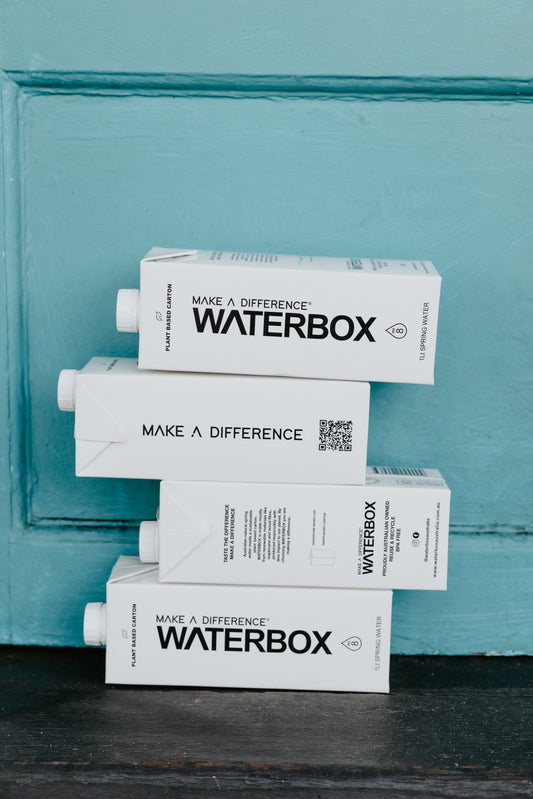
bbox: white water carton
[139,468,450,590]
[117,248,441,384]
[84,556,392,692]
[57,357,369,483]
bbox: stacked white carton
[59,247,450,693]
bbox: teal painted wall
[1,1,532,653]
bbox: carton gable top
[144,248,199,262]
[108,556,158,584]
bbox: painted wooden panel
[1,2,532,654]
[2,0,533,78]
[19,91,533,531]
[5,530,533,654]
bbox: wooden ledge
[1,647,532,797]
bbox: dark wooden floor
[1,647,532,797]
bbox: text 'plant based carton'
[117,248,441,384]
[84,557,392,692]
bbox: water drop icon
[386,323,407,339]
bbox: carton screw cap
[83,602,107,646]
[139,521,159,563]
[116,289,140,332]
[57,369,78,411]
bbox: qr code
[319,419,353,451]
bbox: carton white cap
[57,369,78,411]
[116,289,140,332]
[139,521,160,563]
[83,602,107,646]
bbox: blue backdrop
[1,0,532,653]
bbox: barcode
[319,419,353,451]
[371,466,428,476]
